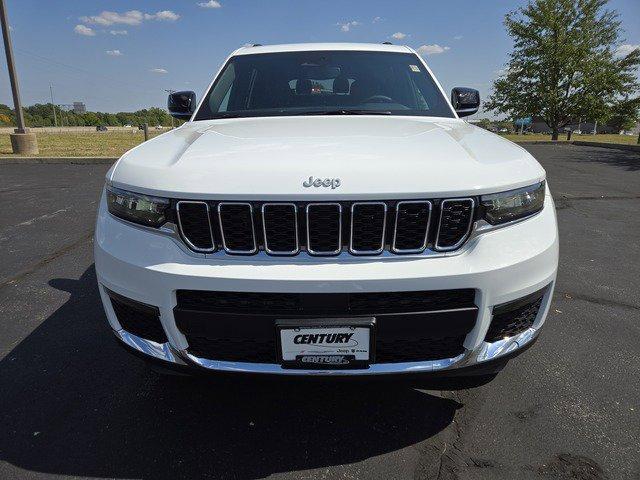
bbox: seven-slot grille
[175,199,475,257]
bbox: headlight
[106,185,170,227]
[481,181,545,225]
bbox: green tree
[485,0,640,140]
[474,118,494,131]
[607,97,640,132]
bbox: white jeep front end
[95,43,558,382]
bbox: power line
[15,48,156,95]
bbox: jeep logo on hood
[303,176,341,189]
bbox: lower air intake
[108,290,167,344]
[485,288,546,342]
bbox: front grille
[262,203,298,254]
[175,198,476,257]
[176,288,475,315]
[176,201,215,252]
[218,203,256,254]
[376,335,466,363]
[175,289,477,364]
[187,336,275,363]
[108,291,167,344]
[307,203,341,255]
[436,199,474,250]
[393,201,431,252]
[485,288,546,342]
[350,202,386,254]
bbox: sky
[1,0,639,118]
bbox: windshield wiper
[210,109,393,119]
[295,109,393,116]
[211,112,246,119]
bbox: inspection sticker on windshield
[409,64,421,72]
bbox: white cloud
[149,10,180,21]
[453,35,463,40]
[74,24,95,36]
[81,10,144,26]
[615,44,639,57]
[372,16,383,23]
[80,10,179,26]
[106,50,123,56]
[336,20,361,32]
[198,0,222,8]
[416,44,450,56]
[150,68,168,74]
[391,32,408,40]
[110,30,128,35]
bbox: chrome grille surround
[176,201,216,253]
[435,198,475,251]
[349,202,387,255]
[306,202,342,256]
[261,203,299,256]
[217,202,258,255]
[392,200,432,254]
[174,198,479,257]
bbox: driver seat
[349,77,377,104]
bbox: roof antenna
[251,43,263,47]
[382,41,393,45]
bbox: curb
[513,140,639,153]
[571,141,640,153]
[0,157,117,164]
[1,140,637,163]
[511,140,570,145]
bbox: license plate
[277,319,374,368]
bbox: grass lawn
[0,131,163,157]
[0,130,636,157]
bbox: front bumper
[95,192,559,377]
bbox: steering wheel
[361,95,394,104]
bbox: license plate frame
[276,317,376,369]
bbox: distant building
[527,116,617,134]
[73,102,86,114]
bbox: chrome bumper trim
[114,325,540,376]
[114,330,187,365]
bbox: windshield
[194,50,455,120]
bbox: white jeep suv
[95,43,558,384]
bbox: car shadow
[0,265,460,479]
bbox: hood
[109,116,545,200]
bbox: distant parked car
[155,125,163,130]
[138,124,145,130]
[96,125,108,132]
[123,124,132,128]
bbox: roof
[233,42,413,56]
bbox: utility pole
[49,84,58,128]
[0,0,38,153]
[164,89,175,128]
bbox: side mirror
[168,91,196,119]
[451,87,480,117]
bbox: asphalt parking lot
[0,144,638,480]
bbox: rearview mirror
[168,91,196,119]
[451,87,480,117]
